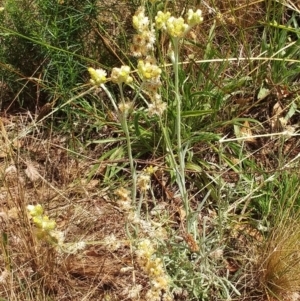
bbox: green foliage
[161,224,240,300]
[0,0,135,109]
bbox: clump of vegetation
[260,219,300,300]
[258,177,300,300]
[1,0,300,300]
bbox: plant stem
[118,83,137,204]
[101,83,136,204]
[172,38,189,225]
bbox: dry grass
[259,214,300,300]
[0,113,137,300]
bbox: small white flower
[209,248,223,259]
[127,211,141,223]
[103,234,121,251]
[133,6,150,32]
[139,219,153,235]
[148,99,167,117]
[61,241,86,254]
[145,288,161,301]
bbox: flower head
[145,165,158,175]
[33,215,56,231]
[148,100,167,117]
[143,78,162,94]
[27,204,43,217]
[130,43,148,57]
[148,94,167,117]
[138,58,161,80]
[136,239,171,301]
[133,6,149,33]
[166,16,188,38]
[131,6,155,58]
[126,284,143,299]
[115,187,131,201]
[103,234,121,251]
[140,30,156,50]
[27,204,57,242]
[115,187,132,212]
[137,173,151,192]
[136,238,155,259]
[88,67,107,85]
[111,65,133,85]
[155,11,171,30]
[187,9,204,27]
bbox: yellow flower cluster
[187,9,204,27]
[88,65,132,87]
[88,67,107,86]
[155,11,171,30]
[27,204,56,231]
[27,204,56,240]
[137,172,151,192]
[115,187,132,212]
[27,204,87,253]
[166,16,188,38]
[111,65,133,85]
[129,5,167,117]
[136,239,173,301]
[137,57,162,81]
[144,165,158,175]
[155,8,203,38]
[137,165,159,192]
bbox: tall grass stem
[172,37,189,223]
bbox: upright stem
[172,38,189,224]
[101,83,137,204]
[173,39,181,167]
[118,84,137,204]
